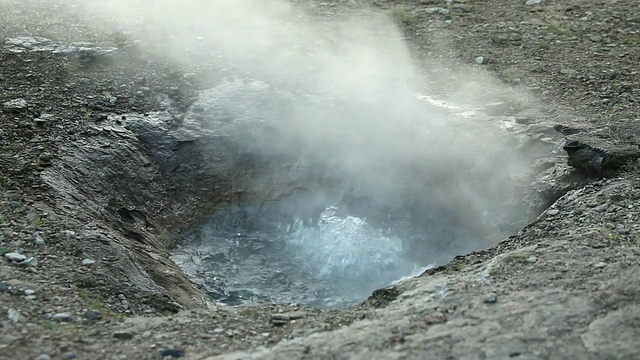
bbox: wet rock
[52,313,74,322]
[2,98,28,113]
[5,252,27,262]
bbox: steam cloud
[78,0,532,261]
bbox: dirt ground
[1,0,639,359]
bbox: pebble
[474,56,485,64]
[525,0,542,5]
[82,309,102,321]
[82,258,96,265]
[113,330,135,340]
[594,262,607,269]
[52,313,74,322]
[212,328,224,334]
[0,283,7,293]
[24,289,36,296]
[38,152,52,167]
[35,235,46,246]
[35,355,52,360]
[8,308,20,323]
[5,252,27,262]
[160,349,184,358]
[484,294,498,304]
[547,209,560,215]
[17,257,38,267]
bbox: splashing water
[286,206,406,286]
[173,205,425,308]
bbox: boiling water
[173,206,431,308]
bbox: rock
[594,262,607,269]
[52,313,74,322]
[425,7,449,14]
[35,355,52,360]
[8,308,20,323]
[35,235,46,246]
[38,152,53,167]
[24,289,36,296]
[17,257,38,267]
[547,209,560,215]
[5,252,27,262]
[0,283,7,293]
[2,98,28,113]
[424,312,447,324]
[525,0,542,5]
[160,349,185,358]
[563,136,640,176]
[82,310,102,322]
[484,294,498,304]
[213,328,225,334]
[474,56,485,64]
[113,330,135,340]
[82,258,96,265]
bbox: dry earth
[1,0,639,359]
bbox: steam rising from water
[68,0,535,305]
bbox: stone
[0,283,7,293]
[8,308,20,323]
[82,258,96,265]
[5,252,27,262]
[17,257,38,267]
[547,209,560,215]
[212,328,225,334]
[35,235,46,246]
[474,56,484,64]
[484,294,498,304]
[82,310,102,322]
[113,330,135,340]
[160,349,184,358]
[2,98,28,113]
[424,312,447,324]
[35,355,52,360]
[594,262,607,269]
[525,0,542,5]
[24,289,36,296]
[52,313,74,322]
[38,152,53,167]
[425,7,449,14]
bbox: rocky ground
[1,0,639,359]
